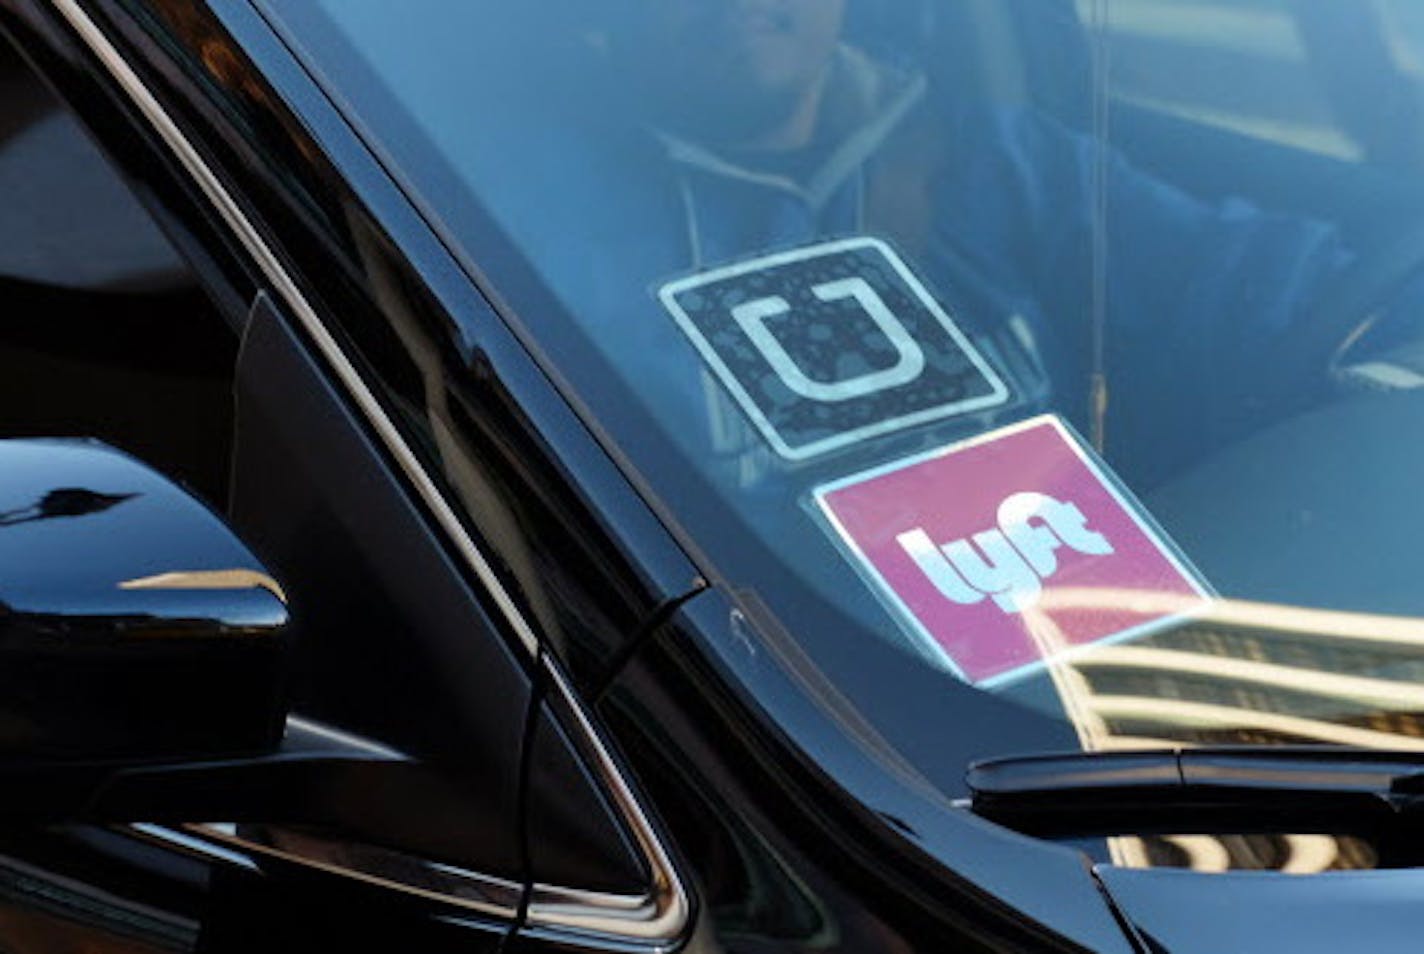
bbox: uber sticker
[659,238,1010,459]
[815,416,1211,686]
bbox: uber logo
[659,238,1010,459]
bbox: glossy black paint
[1097,866,1424,954]
[230,287,532,884]
[596,585,1133,953]
[0,437,286,761]
[9,1,1419,953]
[0,719,460,832]
[527,683,650,897]
[232,289,648,894]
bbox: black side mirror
[0,442,539,895]
[0,438,287,762]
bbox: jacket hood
[655,46,926,267]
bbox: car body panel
[601,585,1137,953]
[13,0,1424,951]
[1098,866,1424,953]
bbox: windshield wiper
[966,748,1424,837]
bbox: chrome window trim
[46,0,689,947]
[133,819,525,921]
[527,660,689,945]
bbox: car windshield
[260,0,1424,871]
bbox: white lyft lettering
[895,492,1113,614]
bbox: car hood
[1098,865,1424,953]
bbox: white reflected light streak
[120,568,287,603]
[1280,834,1341,875]
[1039,587,1424,649]
[1076,646,1424,709]
[1161,835,1231,873]
[1089,696,1424,750]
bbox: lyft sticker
[659,238,1010,459]
[815,416,1210,685]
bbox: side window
[1078,0,1424,168]
[1381,0,1424,67]
[0,20,653,938]
[0,40,237,504]
[1080,0,1346,156]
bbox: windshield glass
[259,0,1424,872]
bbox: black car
[6,1,1424,951]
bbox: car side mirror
[0,442,453,840]
[0,439,288,762]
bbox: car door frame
[0,0,694,949]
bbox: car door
[0,0,693,951]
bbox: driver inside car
[556,0,1424,486]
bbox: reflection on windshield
[1033,589,1424,871]
[1127,833,1378,874]
[1033,590,1424,750]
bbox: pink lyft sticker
[814,416,1210,686]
